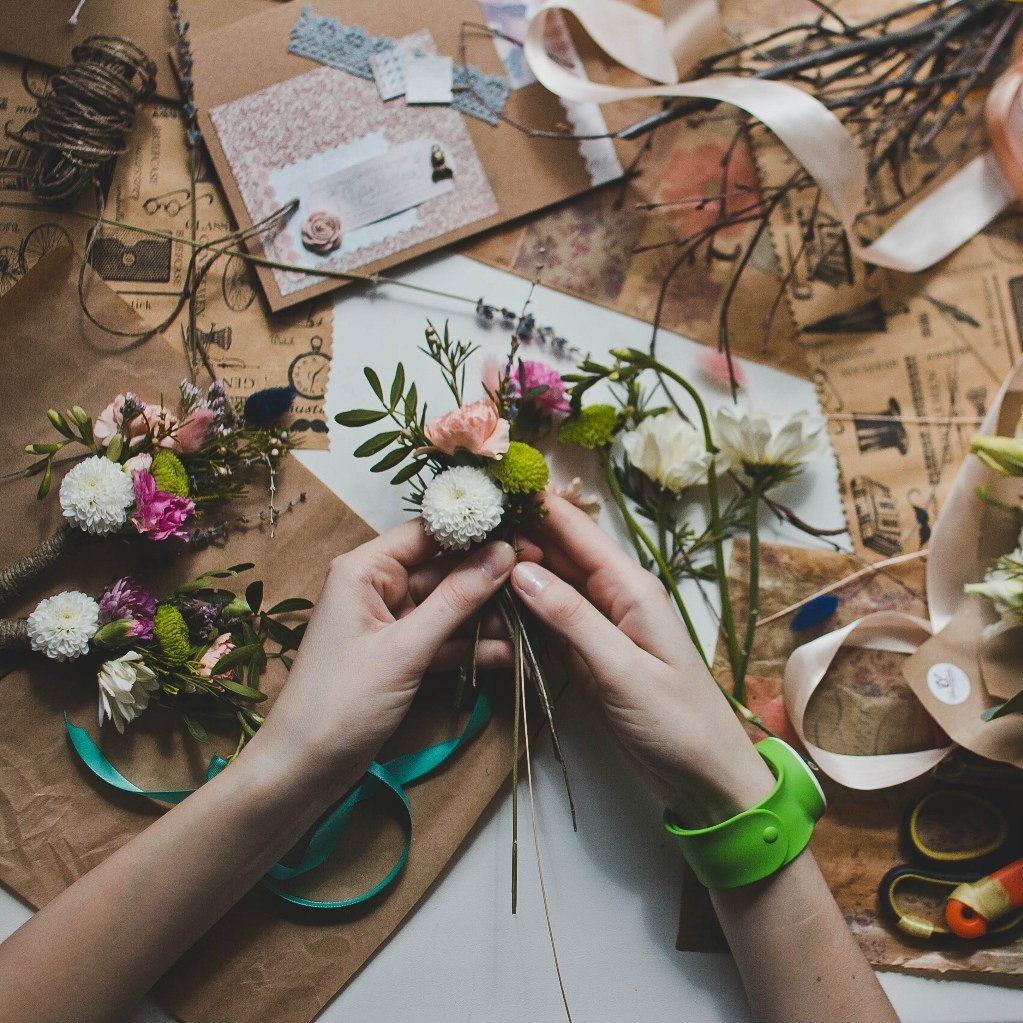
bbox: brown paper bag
[0,248,515,1023]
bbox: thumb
[398,541,516,659]
[510,562,633,679]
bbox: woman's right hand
[512,494,775,827]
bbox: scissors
[878,786,1023,941]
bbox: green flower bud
[153,604,190,664]
[971,435,1023,476]
[557,404,618,449]
[150,450,190,496]
[488,441,550,495]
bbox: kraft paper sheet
[0,249,516,1023]
[0,54,335,448]
[681,538,1023,978]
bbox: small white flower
[621,412,717,492]
[713,406,822,479]
[421,466,504,550]
[27,590,100,661]
[59,456,135,534]
[122,452,153,475]
[97,651,160,733]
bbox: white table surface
[2,253,1020,1023]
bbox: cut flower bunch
[0,563,311,751]
[3,382,295,606]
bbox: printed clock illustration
[288,335,330,400]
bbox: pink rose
[509,360,571,414]
[172,406,215,455]
[130,469,195,541]
[197,633,235,678]
[423,400,510,460]
[301,210,343,254]
[95,394,178,450]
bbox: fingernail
[513,561,549,597]
[481,541,516,580]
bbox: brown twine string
[0,525,75,608]
[6,35,156,205]
[0,619,29,656]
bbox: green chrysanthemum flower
[488,441,549,494]
[153,604,190,664]
[558,404,618,449]
[150,450,190,497]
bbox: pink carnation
[197,633,235,678]
[95,394,178,450]
[130,469,195,541]
[423,400,510,460]
[509,360,570,413]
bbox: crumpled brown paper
[0,248,515,1023]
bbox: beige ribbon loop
[783,613,951,789]
[524,1,1019,274]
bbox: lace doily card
[209,41,498,299]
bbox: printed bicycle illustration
[0,222,73,296]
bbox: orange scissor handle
[946,856,1023,938]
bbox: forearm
[0,737,353,1023]
[711,849,899,1023]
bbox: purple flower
[508,360,571,414]
[98,576,157,640]
[130,469,195,541]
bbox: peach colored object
[301,210,343,254]
[94,395,177,449]
[986,55,1023,202]
[197,633,235,678]
[422,400,510,459]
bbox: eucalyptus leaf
[335,408,388,427]
[245,581,263,614]
[371,447,411,472]
[364,366,383,401]
[210,643,261,675]
[263,616,297,650]
[218,675,267,701]
[182,715,209,742]
[391,458,428,485]
[354,431,401,458]
[390,363,405,409]
[266,597,314,614]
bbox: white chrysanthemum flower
[97,651,160,733]
[59,456,135,534]
[713,406,822,482]
[421,466,504,550]
[27,590,100,661]
[621,412,718,492]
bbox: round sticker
[926,662,971,706]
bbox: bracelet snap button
[762,825,780,844]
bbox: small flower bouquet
[1,564,311,748]
[4,382,295,607]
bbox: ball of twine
[7,35,157,204]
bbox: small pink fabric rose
[509,360,571,414]
[173,406,215,455]
[301,210,343,254]
[423,400,510,460]
[95,394,178,449]
[197,633,235,678]
[130,469,195,541]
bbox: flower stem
[733,479,764,704]
[600,451,650,569]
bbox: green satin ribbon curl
[63,689,491,909]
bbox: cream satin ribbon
[783,613,951,790]
[523,0,1019,273]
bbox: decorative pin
[431,145,454,182]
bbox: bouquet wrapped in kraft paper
[0,249,515,1023]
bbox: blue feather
[244,386,296,426]
[790,594,839,632]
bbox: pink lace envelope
[209,33,498,300]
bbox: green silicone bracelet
[663,738,826,889]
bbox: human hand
[248,521,519,794]
[512,495,774,826]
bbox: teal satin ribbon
[64,690,491,909]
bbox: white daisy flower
[421,466,504,550]
[27,590,100,661]
[59,456,135,534]
[713,405,822,484]
[97,651,160,733]
[621,412,718,493]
